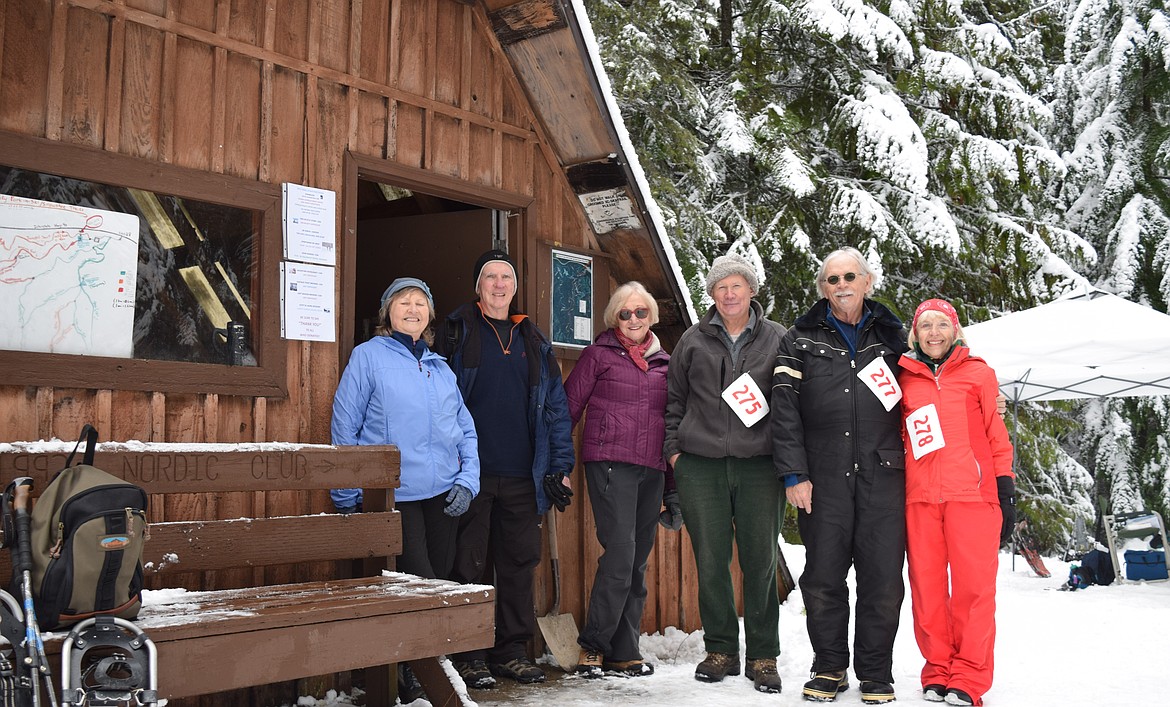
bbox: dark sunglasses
[824,272,858,285]
[618,307,650,321]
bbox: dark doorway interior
[353,179,496,346]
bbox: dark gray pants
[396,492,459,580]
[578,461,664,661]
[450,474,541,663]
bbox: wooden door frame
[341,153,534,369]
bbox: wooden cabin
[0,0,726,701]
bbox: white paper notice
[857,356,902,411]
[574,316,592,342]
[281,262,336,342]
[721,372,770,427]
[905,403,945,460]
[282,183,337,265]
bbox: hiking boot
[745,658,783,693]
[453,660,496,690]
[923,684,946,702]
[860,680,896,704]
[803,670,849,701]
[489,656,546,684]
[694,652,740,682]
[576,648,604,679]
[944,688,974,706]
[398,664,425,703]
[604,658,655,677]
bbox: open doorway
[352,179,510,347]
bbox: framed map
[551,249,592,348]
[0,195,140,357]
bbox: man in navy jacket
[435,249,575,689]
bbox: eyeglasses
[824,272,858,285]
[618,308,650,321]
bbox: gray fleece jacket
[664,300,787,461]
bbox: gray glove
[443,484,473,517]
[658,490,683,531]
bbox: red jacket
[897,346,1013,504]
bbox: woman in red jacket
[897,299,1014,707]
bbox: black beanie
[473,249,517,287]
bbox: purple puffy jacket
[564,329,671,475]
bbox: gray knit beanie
[705,253,759,295]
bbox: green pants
[674,453,783,659]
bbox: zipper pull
[50,521,65,558]
[128,508,150,541]
[851,359,856,369]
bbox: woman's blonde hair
[375,286,436,346]
[603,281,660,329]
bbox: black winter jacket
[771,299,907,484]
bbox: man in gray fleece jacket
[664,252,788,694]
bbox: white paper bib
[858,356,902,411]
[905,403,945,459]
[722,372,770,428]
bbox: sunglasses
[618,307,650,321]
[824,272,859,285]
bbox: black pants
[578,461,664,661]
[451,474,541,663]
[396,492,459,580]
[797,464,906,683]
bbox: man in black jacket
[771,247,907,704]
[434,249,575,690]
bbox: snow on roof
[569,0,699,325]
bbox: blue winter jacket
[330,335,480,507]
[434,302,574,515]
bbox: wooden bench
[0,442,494,706]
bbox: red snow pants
[906,501,1001,706]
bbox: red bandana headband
[912,298,960,331]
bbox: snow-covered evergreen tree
[582,0,1169,548]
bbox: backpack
[1078,547,1116,586]
[19,425,148,630]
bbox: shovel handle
[546,510,559,561]
[546,512,562,614]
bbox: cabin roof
[483,0,698,336]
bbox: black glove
[335,502,362,515]
[658,490,683,531]
[997,476,1016,545]
[543,472,573,512]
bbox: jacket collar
[796,298,902,330]
[378,333,440,362]
[596,328,665,358]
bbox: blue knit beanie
[381,277,434,309]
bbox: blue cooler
[1124,549,1168,581]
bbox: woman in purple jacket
[564,281,676,679]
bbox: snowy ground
[292,542,1169,707]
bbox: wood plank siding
[0,6,705,702]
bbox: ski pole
[11,479,55,707]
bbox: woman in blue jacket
[331,277,480,582]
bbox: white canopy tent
[963,288,1170,403]
[963,288,1170,574]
